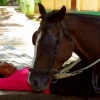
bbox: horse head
[28,3,74,92]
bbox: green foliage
[34,0,41,6]
[34,0,42,13]
[0,0,7,6]
[16,0,20,4]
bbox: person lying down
[0,60,99,97]
[0,61,50,94]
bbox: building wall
[42,0,71,10]
[42,0,100,11]
[98,0,100,10]
[76,0,98,11]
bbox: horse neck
[64,14,100,63]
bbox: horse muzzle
[28,68,59,92]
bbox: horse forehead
[31,31,42,68]
[36,31,42,45]
[43,11,57,21]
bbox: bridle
[29,20,74,80]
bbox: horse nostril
[31,80,38,88]
[34,80,38,87]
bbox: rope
[60,58,81,73]
[53,58,100,79]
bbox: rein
[30,19,100,82]
[51,58,100,80]
[40,20,74,46]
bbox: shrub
[34,0,42,13]
[16,0,20,4]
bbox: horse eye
[43,33,57,48]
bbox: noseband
[29,20,74,80]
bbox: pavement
[0,6,39,58]
[0,6,79,66]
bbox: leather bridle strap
[29,20,74,75]
[61,21,74,49]
[47,28,63,69]
[29,68,59,74]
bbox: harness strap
[60,58,81,73]
[62,29,74,49]
[29,68,59,74]
[92,71,100,91]
[51,58,100,80]
[61,20,74,49]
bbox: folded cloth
[42,82,50,94]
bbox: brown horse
[28,3,100,92]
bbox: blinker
[43,33,57,48]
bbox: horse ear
[53,6,66,22]
[58,6,66,19]
[38,3,47,15]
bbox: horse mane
[39,10,57,20]
[39,10,100,22]
[66,13,100,21]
